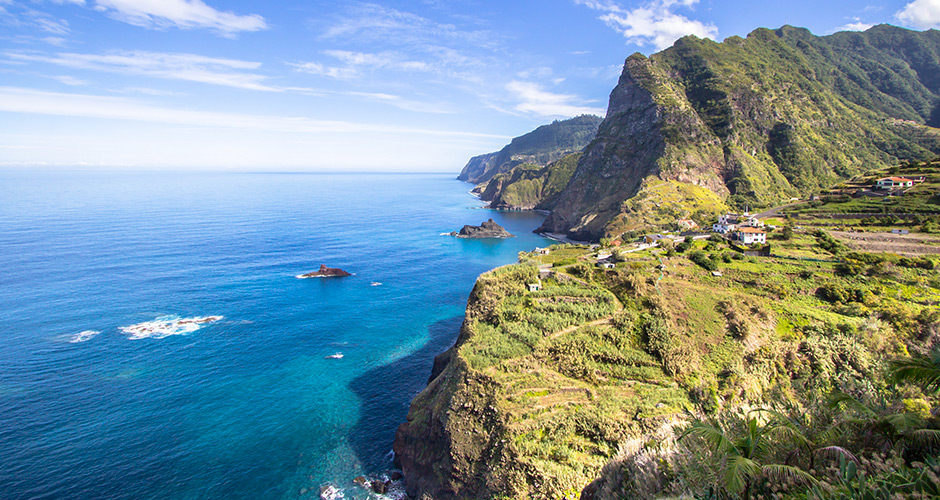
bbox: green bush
[689,250,718,271]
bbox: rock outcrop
[298,265,351,278]
[453,219,514,238]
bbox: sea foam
[119,315,222,340]
[69,330,101,343]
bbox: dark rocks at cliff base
[299,264,351,278]
[454,219,514,239]
[372,481,389,494]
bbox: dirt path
[549,316,614,340]
[829,230,940,255]
[755,201,806,219]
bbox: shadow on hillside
[347,315,464,472]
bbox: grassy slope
[785,158,940,218]
[417,233,939,499]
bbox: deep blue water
[0,170,553,500]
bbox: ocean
[0,170,554,500]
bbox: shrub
[688,251,718,271]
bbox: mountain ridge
[457,115,603,185]
[521,24,940,240]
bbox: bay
[0,170,553,500]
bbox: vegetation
[457,114,602,184]
[398,232,940,500]
[535,24,940,240]
[479,153,581,210]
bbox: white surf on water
[119,315,223,340]
[69,330,101,343]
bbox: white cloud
[0,4,72,34]
[52,74,87,85]
[896,0,940,29]
[833,17,874,32]
[319,3,496,49]
[576,0,717,50]
[291,50,433,80]
[0,86,504,138]
[506,81,606,118]
[6,50,277,91]
[93,0,266,36]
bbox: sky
[0,0,938,171]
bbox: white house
[735,227,767,245]
[876,177,913,189]
[713,213,741,234]
[742,215,764,228]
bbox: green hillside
[538,25,940,240]
[457,115,602,184]
[478,153,581,210]
[395,234,940,499]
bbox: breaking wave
[69,330,101,343]
[119,315,223,340]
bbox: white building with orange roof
[735,227,767,245]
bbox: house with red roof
[735,227,767,245]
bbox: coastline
[538,231,591,245]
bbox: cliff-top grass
[438,231,939,499]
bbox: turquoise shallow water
[0,170,553,500]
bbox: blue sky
[1,0,937,171]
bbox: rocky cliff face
[539,24,940,240]
[479,153,581,210]
[457,115,603,184]
[393,284,521,500]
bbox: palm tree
[826,390,940,456]
[890,350,940,394]
[680,410,817,499]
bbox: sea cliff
[393,233,940,499]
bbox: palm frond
[767,423,813,449]
[681,420,736,455]
[762,463,819,487]
[883,411,926,433]
[890,355,940,394]
[724,455,760,494]
[826,390,875,416]
[908,428,940,447]
[814,446,861,465]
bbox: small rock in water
[389,471,403,481]
[372,481,389,494]
[352,476,368,487]
[300,487,309,495]
[319,485,343,500]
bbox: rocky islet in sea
[450,219,514,238]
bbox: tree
[891,350,940,394]
[680,410,817,499]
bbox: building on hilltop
[875,177,914,189]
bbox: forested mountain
[457,115,602,185]
[531,24,940,240]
